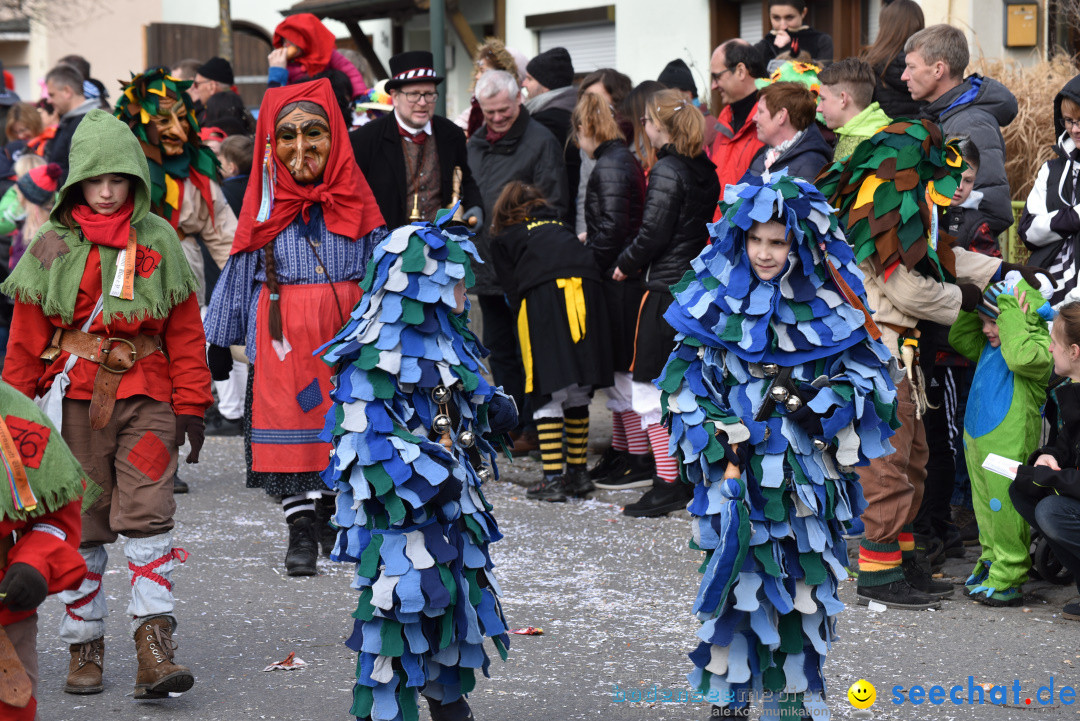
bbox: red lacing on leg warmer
[128,548,188,592]
[64,572,103,621]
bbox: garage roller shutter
[740,2,763,44]
[538,24,616,73]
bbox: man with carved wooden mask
[116,69,243,481]
[115,68,237,302]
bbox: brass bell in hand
[459,430,475,448]
[769,385,790,403]
[433,414,452,434]
[431,385,451,404]
[784,395,803,412]
[762,363,779,377]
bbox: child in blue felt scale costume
[319,212,518,721]
[656,171,899,719]
[948,272,1054,606]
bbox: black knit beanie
[658,59,696,97]
[526,47,574,90]
[197,56,234,86]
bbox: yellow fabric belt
[517,299,534,394]
[556,277,586,343]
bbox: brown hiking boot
[64,637,104,694]
[133,617,194,699]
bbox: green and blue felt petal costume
[319,216,509,721]
[658,172,899,718]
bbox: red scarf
[72,197,135,248]
[230,78,384,255]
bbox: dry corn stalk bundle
[971,55,1079,201]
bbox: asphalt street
[31,408,1080,721]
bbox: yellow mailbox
[1005,2,1038,48]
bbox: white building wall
[503,0,713,95]
[920,0,1045,68]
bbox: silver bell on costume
[431,385,451,404]
[477,467,493,482]
[784,395,803,412]
[762,363,779,377]
[433,414,452,434]
[813,439,829,451]
[459,430,475,448]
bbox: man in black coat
[350,51,482,229]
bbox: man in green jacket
[818,57,893,162]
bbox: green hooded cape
[0,109,197,325]
[0,382,97,521]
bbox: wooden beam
[448,8,480,58]
[345,19,389,79]
[494,0,505,40]
[525,5,614,29]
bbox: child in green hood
[1,109,211,700]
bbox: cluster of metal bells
[768,384,803,413]
[430,383,491,481]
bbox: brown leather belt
[40,328,162,430]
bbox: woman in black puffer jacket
[612,88,721,518]
[573,92,649,488]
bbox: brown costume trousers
[857,377,927,544]
[61,397,177,545]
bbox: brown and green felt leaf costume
[816,119,967,282]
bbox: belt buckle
[100,338,137,374]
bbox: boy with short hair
[817,57,892,162]
[216,134,253,218]
[946,139,1001,256]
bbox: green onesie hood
[53,109,151,226]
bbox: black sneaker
[857,579,941,609]
[172,474,189,494]
[622,476,692,518]
[589,447,627,480]
[595,453,654,490]
[1062,601,1080,620]
[526,475,568,502]
[206,415,243,437]
[562,466,594,497]
[941,524,966,558]
[902,555,954,598]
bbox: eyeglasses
[1064,117,1080,129]
[402,91,439,104]
[710,68,732,83]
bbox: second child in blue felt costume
[658,171,898,719]
[320,214,517,721]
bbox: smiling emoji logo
[848,679,876,709]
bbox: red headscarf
[230,79,383,255]
[273,14,335,78]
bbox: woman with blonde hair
[612,88,720,517]
[572,92,653,489]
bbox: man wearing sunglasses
[706,39,767,221]
[350,50,482,228]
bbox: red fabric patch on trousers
[127,432,170,481]
[4,415,50,469]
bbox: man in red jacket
[708,39,767,220]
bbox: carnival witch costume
[203,78,386,576]
[320,212,517,721]
[657,172,899,718]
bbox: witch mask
[274,101,331,184]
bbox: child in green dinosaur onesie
[949,275,1054,606]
